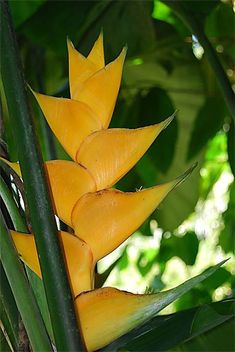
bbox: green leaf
[187,97,226,160]
[202,267,231,293]
[9,0,46,27]
[158,231,199,266]
[103,260,229,351]
[205,2,235,39]
[219,182,235,254]
[173,317,234,352]
[25,268,54,341]
[227,121,235,177]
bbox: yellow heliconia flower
[11,230,94,296]
[1,33,198,351]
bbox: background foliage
[1,0,234,350]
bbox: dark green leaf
[9,0,46,28]
[187,97,226,160]
[158,231,199,266]
[139,88,178,173]
[173,318,234,352]
[19,1,155,58]
[205,2,235,39]
[202,267,231,292]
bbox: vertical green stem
[163,0,235,123]
[0,1,83,350]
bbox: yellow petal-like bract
[11,230,94,296]
[73,48,126,128]
[33,93,102,160]
[45,161,96,225]
[72,181,175,261]
[76,287,168,351]
[68,32,104,99]
[77,117,173,190]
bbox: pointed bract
[68,39,102,99]
[87,31,105,68]
[11,230,94,296]
[76,117,173,190]
[45,161,96,226]
[72,181,175,261]
[33,92,102,160]
[75,287,171,351]
[73,48,126,128]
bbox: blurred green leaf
[137,249,157,277]
[175,288,212,311]
[219,182,235,254]
[205,2,235,39]
[103,296,233,351]
[158,231,199,266]
[153,1,189,36]
[9,0,45,27]
[187,97,226,161]
[227,121,235,177]
[173,317,234,352]
[202,267,231,292]
[139,88,178,173]
[180,0,219,20]
[19,1,155,59]
[117,248,129,271]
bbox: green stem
[163,0,235,123]
[0,177,28,232]
[0,1,83,350]
[0,213,52,351]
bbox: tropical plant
[0,1,234,351]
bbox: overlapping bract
[9,33,194,351]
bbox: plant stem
[0,213,52,351]
[163,0,235,123]
[0,1,83,350]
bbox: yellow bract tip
[73,47,126,128]
[87,31,105,68]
